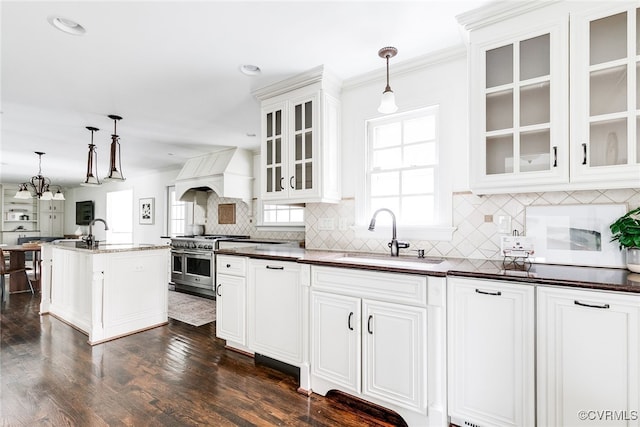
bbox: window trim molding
[257,199,305,229]
[355,105,454,240]
[351,224,456,241]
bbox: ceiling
[1,0,489,189]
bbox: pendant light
[81,126,100,186]
[377,46,398,114]
[14,152,64,200]
[104,114,125,181]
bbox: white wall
[340,48,470,198]
[64,168,181,244]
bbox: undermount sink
[335,254,444,268]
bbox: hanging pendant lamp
[81,126,101,186]
[377,46,398,114]
[103,114,126,181]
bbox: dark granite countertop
[215,247,640,294]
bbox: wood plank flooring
[1,293,406,426]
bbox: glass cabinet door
[264,107,285,195]
[292,99,314,192]
[484,32,553,176]
[586,10,633,167]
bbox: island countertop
[47,241,169,254]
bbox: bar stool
[0,248,34,303]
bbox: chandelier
[15,152,65,200]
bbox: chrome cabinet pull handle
[216,285,222,297]
[582,143,587,165]
[552,146,557,167]
[574,300,610,309]
[475,289,502,296]
[348,312,354,331]
[266,265,284,270]
[367,315,373,334]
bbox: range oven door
[183,251,214,290]
[171,250,185,284]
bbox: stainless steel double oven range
[170,234,250,298]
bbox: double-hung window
[358,106,454,240]
[368,107,438,224]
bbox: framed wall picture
[139,197,154,225]
[525,203,627,268]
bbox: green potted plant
[610,206,640,272]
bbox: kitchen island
[40,241,170,345]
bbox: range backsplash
[200,193,305,242]
[305,189,640,260]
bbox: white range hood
[175,147,254,204]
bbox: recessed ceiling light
[239,64,261,76]
[48,16,86,36]
[246,132,257,137]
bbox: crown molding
[251,65,342,100]
[342,44,467,91]
[456,0,561,31]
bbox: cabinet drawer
[216,255,246,276]
[311,266,427,307]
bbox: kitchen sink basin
[335,254,444,268]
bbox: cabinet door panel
[448,278,535,427]
[216,274,245,344]
[362,299,426,413]
[311,291,360,393]
[571,4,640,184]
[247,260,302,364]
[537,286,640,427]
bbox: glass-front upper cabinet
[571,4,640,185]
[469,18,569,193]
[263,104,286,197]
[291,98,314,192]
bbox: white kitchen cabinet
[448,277,535,427]
[570,3,640,186]
[465,2,640,194]
[215,255,247,347]
[468,6,569,193]
[311,291,361,393]
[38,198,65,236]
[537,286,640,427]
[310,265,446,427]
[247,258,308,368]
[253,65,341,204]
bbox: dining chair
[0,248,34,303]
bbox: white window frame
[256,200,305,232]
[166,186,193,237]
[354,106,455,241]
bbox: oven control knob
[206,244,213,249]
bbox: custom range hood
[175,147,253,203]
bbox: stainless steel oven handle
[183,251,211,257]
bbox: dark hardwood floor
[1,293,406,426]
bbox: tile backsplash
[201,193,305,242]
[305,189,640,260]
[203,188,640,261]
